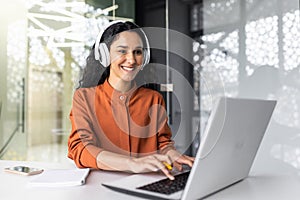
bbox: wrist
[166,149,181,162]
[165,149,176,156]
[160,144,176,155]
[126,157,136,173]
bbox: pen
[162,162,173,170]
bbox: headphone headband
[94,20,150,69]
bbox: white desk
[1,160,300,200]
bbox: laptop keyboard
[137,171,190,195]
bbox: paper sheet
[28,168,90,187]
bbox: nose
[126,52,136,65]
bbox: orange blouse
[68,80,175,169]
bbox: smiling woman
[67,21,194,180]
[77,21,150,88]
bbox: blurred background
[0,0,299,175]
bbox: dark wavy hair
[77,21,151,89]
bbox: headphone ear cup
[98,43,110,67]
[141,49,150,70]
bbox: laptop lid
[102,97,276,200]
[181,97,276,200]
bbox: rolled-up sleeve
[68,89,103,169]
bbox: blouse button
[119,95,125,100]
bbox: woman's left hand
[166,149,195,171]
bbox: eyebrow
[116,45,143,49]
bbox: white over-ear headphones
[94,20,150,69]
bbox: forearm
[96,150,175,180]
[96,151,132,172]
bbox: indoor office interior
[0,0,299,175]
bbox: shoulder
[135,87,164,102]
[73,87,97,101]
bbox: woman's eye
[134,49,143,55]
[118,50,127,54]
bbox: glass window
[0,0,134,164]
[192,0,300,172]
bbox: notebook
[28,168,90,187]
[102,97,276,200]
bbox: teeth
[122,66,134,71]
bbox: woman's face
[109,31,144,84]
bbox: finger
[151,157,174,180]
[173,162,183,171]
[160,166,174,180]
[184,155,195,167]
[176,156,194,167]
[152,155,173,171]
[185,155,195,161]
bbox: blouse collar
[101,79,138,100]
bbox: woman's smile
[120,65,136,72]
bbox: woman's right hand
[128,154,174,180]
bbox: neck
[108,77,132,93]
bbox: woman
[68,21,194,180]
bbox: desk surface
[1,160,300,200]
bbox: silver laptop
[102,97,276,200]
